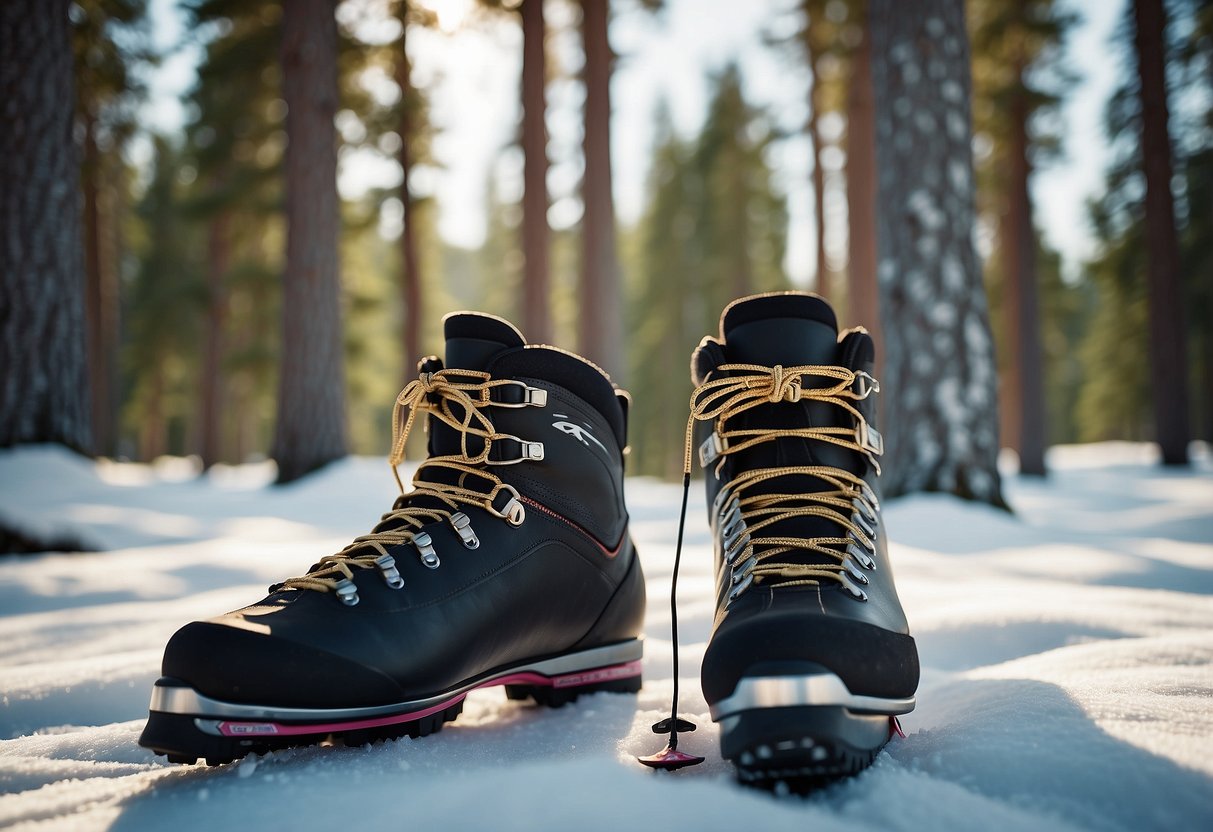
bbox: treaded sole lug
[718,706,898,793]
[338,700,464,747]
[141,701,468,766]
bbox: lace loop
[681,363,883,597]
[281,370,542,601]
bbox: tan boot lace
[644,360,885,764]
[682,362,883,594]
[279,369,544,604]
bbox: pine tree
[802,0,832,299]
[628,76,789,477]
[1132,0,1191,465]
[1076,214,1151,441]
[628,108,697,478]
[184,0,285,466]
[0,0,91,452]
[846,0,880,343]
[273,0,348,482]
[1076,0,1208,451]
[521,0,551,342]
[72,0,152,457]
[870,0,1005,504]
[396,0,428,381]
[578,0,623,380]
[125,138,204,459]
[1177,0,1212,439]
[970,0,1075,475]
[692,65,788,307]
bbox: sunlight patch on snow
[0,442,1211,828]
[65,504,205,540]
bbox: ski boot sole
[710,672,913,791]
[139,639,642,766]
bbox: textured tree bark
[397,1,423,383]
[1132,0,1190,465]
[273,0,348,483]
[200,207,229,468]
[0,0,92,452]
[1003,62,1047,476]
[81,114,117,458]
[578,0,623,380]
[100,158,122,455]
[845,13,879,350]
[869,0,1005,505]
[1201,329,1213,441]
[140,366,163,461]
[520,0,551,343]
[808,57,828,301]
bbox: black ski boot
[689,292,918,788]
[139,312,645,765]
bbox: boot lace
[278,369,545,605]
[685,362,883,596]
[640,361,883,767]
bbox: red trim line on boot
[521,496,624,558]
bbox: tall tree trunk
[845,10,879,349]
[99,155,122,457]
[397,0,423,382]
[140,363,165,461]
[520,0,550,343]
[808,54,829,301]
[83,146,121,459]
[578,0,622,380]
[1004,59,1047,476]
[82,115,107,456]
[728,156,753,300]
[200,207,229,468]
[1201,326,1213,441]
[0,0,91,452]
[273,0,347,483]
[1132,0,1190,465]
[869,0,1005,506]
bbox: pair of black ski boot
[139,292,919,789]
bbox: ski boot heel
[719,705,901,789]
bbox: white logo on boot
[552,413,607,454]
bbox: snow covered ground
[1,442,1211,831]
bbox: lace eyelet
[334,579,360,606]
[449,512,480,549]
[839,573,868,601]
[852,509,877,539]
[374,554,405,589]
[846,541,876,570]
[413,532,440,569]
[845,560,870,585]
[727,573,754,603]
[489,485,527,526]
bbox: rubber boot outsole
[140,642,642,766]
[718,705,899,793]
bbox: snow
[2,443,1212,830]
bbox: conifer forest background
[2,0,1209,506]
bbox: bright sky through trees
[136,0,1123,285]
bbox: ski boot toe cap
[162,620,406,709]
[702,602,919,706]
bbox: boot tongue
[411,312,528,480]
[443,312,525,371]
[716,294,862,569]
[721,293,839,367]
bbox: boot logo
[552,414,607,454]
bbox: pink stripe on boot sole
[214,659,643,738]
